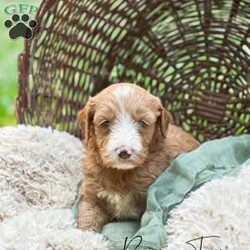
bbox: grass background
[0,0,40,126]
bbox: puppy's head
[77,83,172,170]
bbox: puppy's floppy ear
[158,107,173,138]
[77,97,96,143]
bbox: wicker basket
[15,0,250,141]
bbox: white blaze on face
[112,85,134,99]
[107,86,143,165]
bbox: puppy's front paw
[77,200,108,232]
[77,214,101,232]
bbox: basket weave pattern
[16,0,250,141]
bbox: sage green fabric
[101,135,250,249]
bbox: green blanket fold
[101,135,250,249]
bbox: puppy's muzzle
[116,145,134,159]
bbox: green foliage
[0,0,39,127]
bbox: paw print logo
[4,14,37,40]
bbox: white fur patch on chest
[97,190,141,219]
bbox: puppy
[77,83,199,231]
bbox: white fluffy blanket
[0,125,249,250]
[164,159,250,250]
[0,126,110,250]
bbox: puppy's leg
[77,198,109,232]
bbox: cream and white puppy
[77,83,199,231]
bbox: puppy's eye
[99,120,110,128]
[138,120,149,128]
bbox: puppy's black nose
[116,146,133,159]
[118,149,131,159]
